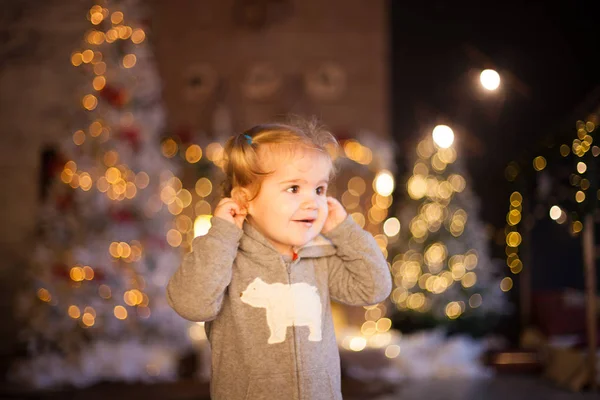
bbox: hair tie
[243,134,253,145]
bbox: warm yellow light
[374,170,394,196]
[37,288,51,302]
[188,323,207,341]
[194,178,213,197]
[82,313,95,327]
[349,337,367,352]
[575,191,585,203]
[185,144,203,163]
[510,259,523,274]
[407,175,427,200]
[81,49,94,63]
[448,174,466,193]
[99,285,111,299]
[122,54,136,68]
[445,301,462,319]
[68,305,81,319]
[376,318,392,333]
[114,305,128,320]
[549,206,562,220]
[93,76,106,91]
[432,125,454,148]
[124,291,137,306]
[82,94,98,110]
[94,62,107,75]
[117,26,132,40]
[161,138,178,158]
[577,162,587,174]
[480,69,500,91]
[342,191,360,209]
[361,321,377,336]
[83,265,94,281]
[105,167,121,184]
[90,11,104,25]
[506,231,522,247]
[407,292,425,309]
[533,156,546,171]
[111,11,124,24]
[70,266,85,282]
[135,172,149,189]
[385,345,401,358]
[194,215,212,237]
[509,192,522,207]
[469,294,482,308]
[131,29,145,44]
[79,173,93,191]
[348,176,366,196]
[176,215,193,233]
[507,209,521,226]
[350,212,366,228]
[73,130,86,146]
[167,229,183,247]
[71,52,83,66]
[383,217,401,237]
[461,272,477,288]
[500,277,513,292]
[365,307,383,321]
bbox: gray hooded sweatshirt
[167,215,392,400]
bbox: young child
[167,121,392,400]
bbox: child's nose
[301,196,318,209]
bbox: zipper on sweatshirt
[284,258,302,400]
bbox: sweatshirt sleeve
[166,216,243,322]
[322,215,392,306]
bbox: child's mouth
[294,219,315,227]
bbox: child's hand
[322,197,348,234]
[214,198,247,229]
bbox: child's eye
[316,186,326,196]
[286,185,300,194]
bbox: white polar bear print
[240,277,322,344]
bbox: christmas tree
[11,0,190,388]
[389,126,508,336]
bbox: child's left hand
[322,197,348,234]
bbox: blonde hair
[221,118,338,199]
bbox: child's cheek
[318,197,328,214]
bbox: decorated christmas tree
[389,126,508,336]
[11,0,190,387]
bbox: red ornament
[94,269,105,282]
[120,127,141,152]
[52,263,70,280]
[99,85,127,108]
[111,208,135,222]
[173,126,193,145]
[56,192,74,211]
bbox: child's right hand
[214,198,247,229]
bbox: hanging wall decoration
[241,62,282,101]
[183,63,219,102]
[305,62,347,102]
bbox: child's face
[245,146,331,257]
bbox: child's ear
[231,187,251,210]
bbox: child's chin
[295,234,319,247]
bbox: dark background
[390,0,600,293]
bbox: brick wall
[150,0,389,138]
